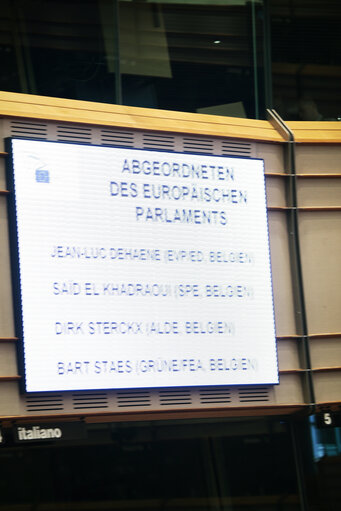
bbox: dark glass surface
[270,0,341,120]
[0,0,266,118]
[119,1,266,119]
[0,0,116,102]
[0,418,300,511]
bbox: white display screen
[8,138,278,392]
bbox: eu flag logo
[35,170,50,183]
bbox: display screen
[7,138,278,392]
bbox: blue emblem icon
[35,169,50,183]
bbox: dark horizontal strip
[26,408,64,412]
[101,136,134,140]
[11,121,46,126]
[72,392,107,401]
[101,143,134,147]
[279,369,305,374]
[200,399,231,405]
[268,206,341,211]
[144,135,175,140]
[117,401,151,404]
[11,127,47,132]
[200,391,231,395]
[297,173,341,178]
[159,395,191,398]
[277,333,341,340]
[73,401,108,406]
[0,376,21,381]
[117,392,150,399]
[117,403,152,407]
[222,149,251,153]
[0,190,9,195]
[265,172,289,176]
[312,366,341,373]
[309,332,341,339]
[201,398,232,401]
[265,172,341,178]
[73,406,109,410]
[143,143,174,147]
[57,127,91,132]
[26,398,63,403]
[159,398,191,401]
[183,143,213,147]
[183,149,213,153]
[102,129,133,134]
[0,152,8,157]
[57,135,91,140]
[27,408,64,417]
[117,391,150,395]
[222,143,251,147]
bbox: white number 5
[323,412,332,425]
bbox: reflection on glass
[0,0,266,118]
[119,0,265,118]
[270,0,341,121]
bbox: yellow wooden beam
[0,91,284,142]
[287,121,341,143]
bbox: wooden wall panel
[299,212,341,334]
[273,374,304,404]
[277,340,301,371]
[310,337,341,369]
[313,372,341,404]
[266,176,287,208]
[297,178,341,207]
[268,211,297,336]
[295,145,341,173]
[0,197,15,338]
[255,142,285,173]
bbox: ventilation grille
[21,385,274,415]
[25,394,64,412]
[238,387,270,403]
[72,392,109,410]
[10,120,48,139]
[200,388,232,404]
[143,133,175,151]
[7,122,253,159]
[221,140,252,157]
[117,390,151,408]
[57,125,92,143]
[159,389,192,406]
[101,129,135,147]
[183,137,214,154]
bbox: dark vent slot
[221,142,252,157]
[101,129,134,147]
[25,395,64,412]
[72,392,108,410]
[238,387,270,403]
[117,391,151,408]
[57,126,92,142]
[143,134,175,150]
[159,390,192,406]
[183,137,214,154]
[200,389,231,404]
[11,121,48,138]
